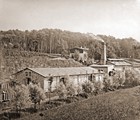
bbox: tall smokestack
[0,41,4,81]
[96,36,106,65]
[103,42,107,65]
[87,34,106,64]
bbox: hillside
[18,86,140,120]
[0,29,140,60]
[1,49,83,80]
[0,28,140,80]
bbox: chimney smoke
[87,33,106,64]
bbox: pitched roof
[17,67,100,77]
[90,64,114,68]
[70,47,89,51]
[0,79,11,84]
[107,58,125,61]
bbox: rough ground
[18,86,140,120]
[1,49,83,80]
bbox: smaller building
[125,59,140,68]
[90,64,114,74]
[0,80,14,102]
[14,67,104,92]
[107,58,132,71]
[69,47,89,63]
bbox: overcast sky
[0,0,140,41]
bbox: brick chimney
[103,42,107,65]
[100,42,107,65]
[0,41,4,81]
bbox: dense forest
[0,29,140,60]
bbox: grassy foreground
[19,86,140,120]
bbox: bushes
[124,70,140,88]
[82,81,94,93]
[103,74,111,92]
[56,82,77,98]
[29,84,46,109]
[56,82,67,99]
[103,69,140,91]
[103,74,119,92]
[0,112,21,120]
[77,93,88,99]
[39,96,80,111]
[56,76,77,98]
[66,84,77,97]
[13,84,31,112]
[60,69,140,98]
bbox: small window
[25,72,28,76]
[5,93,8,100]
[60,77,65,85]
[2,91,6,101]
[29,72,31,76]
[7,83,9,89]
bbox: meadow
[18,86,140,120]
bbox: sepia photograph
[0,0,140,119]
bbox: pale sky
[0,0,140,41]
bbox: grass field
[18,86,140,120]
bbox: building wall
[15,70,89,92]
[0,82,14,102]
[79,52,88,62]
[114,66,123,71]
[70,49,88,62]
[70,75,89,86]
[114,66,132,71]
[44,73,104,92]
[94,67,108,73]
[108,65,115,73]
[15,69,105,93]
[95,73,104,82]
[91,65,114,74]
[0,91,14,102]
[44,76,60,92]
[14,69,45,89]
[44,74,92,92]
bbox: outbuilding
[69,47,89,63]
[0,80,14,102]
[107,58,132,71]
[90,64,114,74]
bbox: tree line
[0,29,140,60]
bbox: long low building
[14,67,104,92]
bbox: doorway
[27,78,31,85]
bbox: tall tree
[29,84,46,110]
[13,84,31,112]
